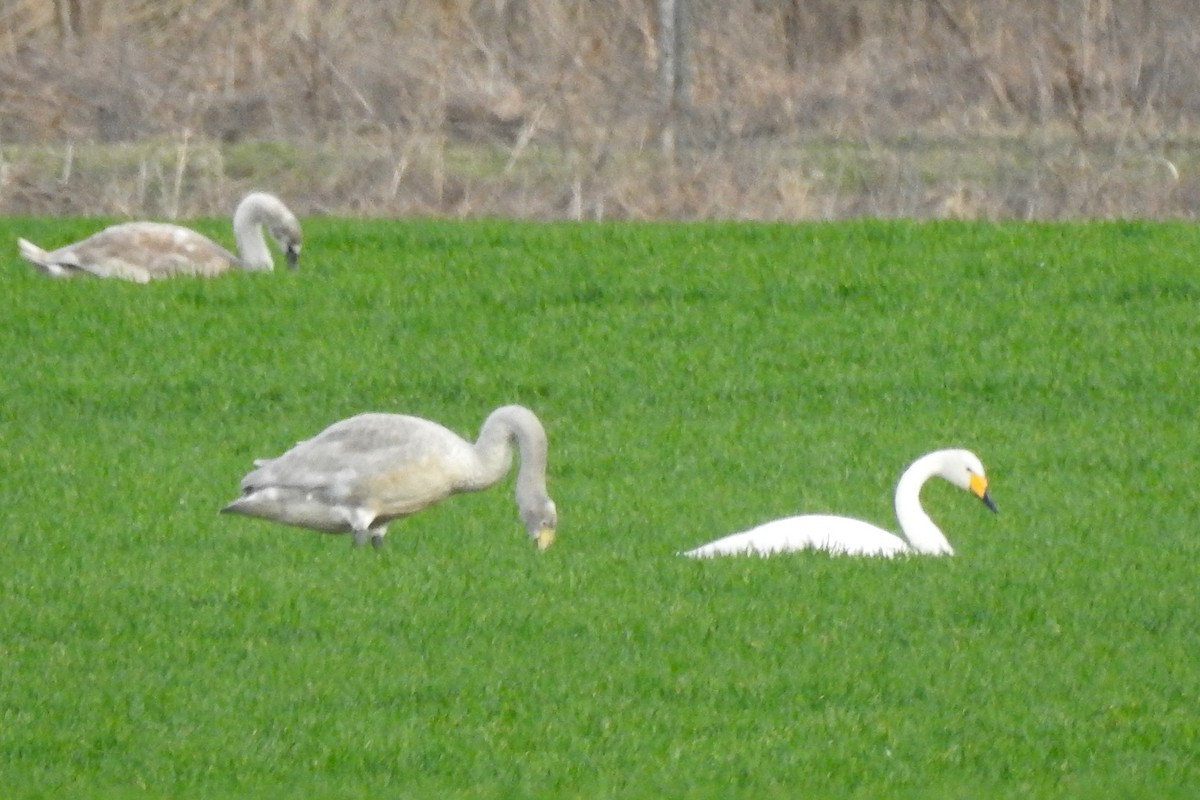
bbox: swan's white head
[936,449,997,512]
[235,191,303,270]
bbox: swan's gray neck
[470,405,555,544]
[470,405,550,502]
[894,452,954,555]
[232,193,278,271]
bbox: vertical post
[434,0,455,208]
[657,0,689,158]
[675,0,690,102]
[783,0,803,72]
[308,3,325,141]
[55,0,78,43]
[243,0,262,86]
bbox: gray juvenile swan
[17,191,301,282]
[222,404,557,551]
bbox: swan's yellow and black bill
[536,527,556,551]
[969,473,998,513]
[285,244,300,270]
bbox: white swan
[683,449,996,558]
[221,404,557,551]
[17,191,301,282]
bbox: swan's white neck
[894,452,955,555]
[232,194,276,271]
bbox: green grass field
[2,217,1197,798]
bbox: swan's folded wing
[239,414,473,515]
[71,223,239,279]
[685,515,910,558]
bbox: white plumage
[683,449,996,558]
[17,191,301,282]
[222,405,557,551]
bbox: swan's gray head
[268,213,302,270]
[519,497,557,551]
[937,449,997,512]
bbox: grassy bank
[1,218,1197,797]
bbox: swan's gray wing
[239,413,478,517]
[42,222,239,280]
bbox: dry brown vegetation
[2,0,1199,219]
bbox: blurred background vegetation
[1,0,1197,219]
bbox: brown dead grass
[1,0,1199,220]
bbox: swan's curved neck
[469,406,550,504]
[232,196,274,271]
[894,452,954,555]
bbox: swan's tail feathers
[17,238,72,278]
[17,238,48,267]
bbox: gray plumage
[17,191,301,282]
[221,405,557,550]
